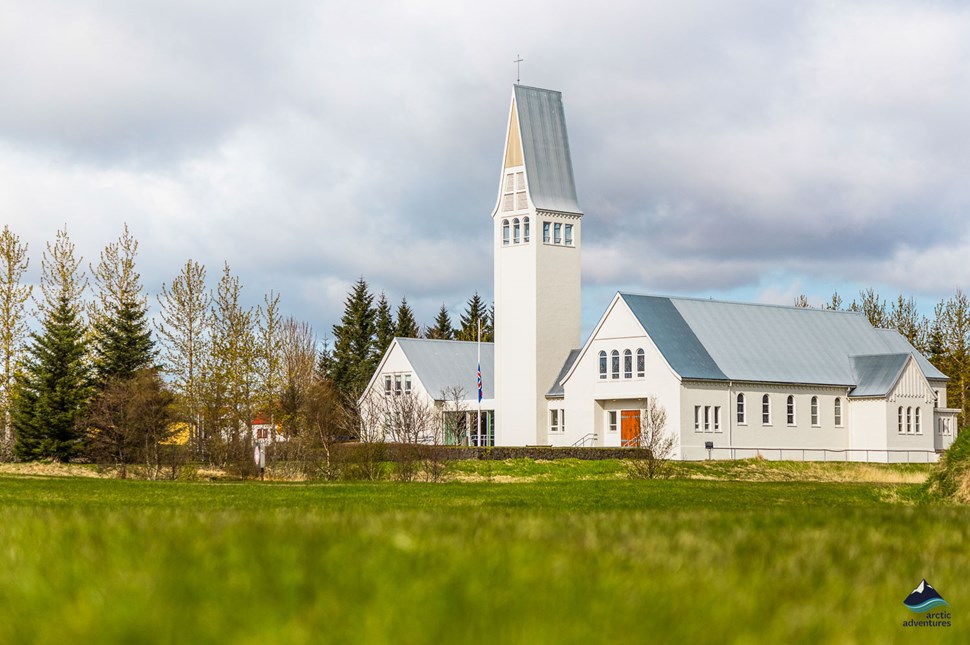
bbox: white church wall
[885,359,938,459]
[681,383,850,460]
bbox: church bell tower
[492,85,583,445]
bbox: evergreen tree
[456,291,488,341]
[395,297,420,338]
[825,291,844,311]
[316,335,334,382]
[0,225,31,453]
[425,303,454,340]
[89,225,155,387]
[330,278,377,396]
[257,290,284,420]
[374,292,396,356]
[858,288,887,328]
[483,302,495,342]
[888,295,928,353]
[793,295,810,308]
[13,228,90,461]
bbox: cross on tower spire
[513,54,524,84]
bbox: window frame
[810,396,819,427]
[502,220,510,245]
[554,222,562,244]
[523,216,530,242]
[608,410,618,433]
[384,375,392,396]
[694,406,701,432]
[611,350,620,380]
[762,394,771,425]
[834,397,842,427]
[786,395,796,426]
[512,218,520,244]
[636,349,645,378]
[543,222,550,243]
[598,350,607,380]
[564,223,573,246]
[623,349,632,379]
[550,409,559,433]
[737,393,746,425]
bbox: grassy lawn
[0,469,967,644]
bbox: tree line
[796,288,970,425]
[0,225,497,470]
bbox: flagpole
[477,319,482,447]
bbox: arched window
[598,351,607,380]
[512,218,520,243]
[502,220,510,245]
[636,349,645,377]
[737,393,746,424]
[623,350,632,378]
[523,216,530,242]
[787,395,795,426]
[811,396,819,426]
[611,350,620,379]
[898,407,903,433]
[834,397,842,427]
[762,394,771,425]
[906,407,912,433]
[915,407,921,434]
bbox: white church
[363,85,960,462]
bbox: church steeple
[492,86,582,446]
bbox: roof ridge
[619,292,864,315]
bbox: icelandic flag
[477,363,483,403]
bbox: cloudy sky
[2,0,969,339]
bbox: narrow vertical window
[762,395,771,425]
[523,216,530,242]
[550,409,559,433]
[714,407,721,432]
[704,406,711,432]
[512,218,520,243]
[394,375,402,395]
[787,395,795,425]
[611,350,619,379]
[598,351,607,380]
[636,349,645,377]
[811,396,819,426]
[543,222,550,243]
[561,410,565,432]
[898,407,903,433]
[404,374,412,394]
[502,220,510,245]
[834,397,842,427]
[609,411,617,433]
[694,406,701,432]
[565,223,573,245]
[737,393,746,424]
[623,350,632,378]
[915,407,921,434]
[554,223,562,244]
[906,407,912,433]
[384,375,392,396]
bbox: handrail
[572,433,598,447]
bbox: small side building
[360,338,495,446]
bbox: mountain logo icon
[903,579,949,613]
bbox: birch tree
[0,226,31,454]
[156,260,211,455]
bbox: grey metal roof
[620,294,947,386]
[513,85,582,215]
[396,338,494,400]
[849,354,910,397]
[546,348,581,398]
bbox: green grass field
[1,463,967,644]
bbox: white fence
[683,446,941,464]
